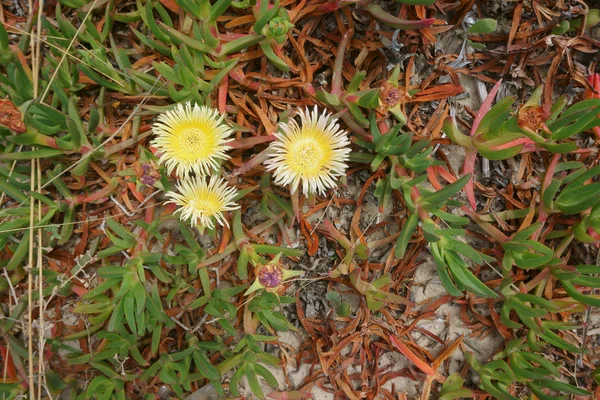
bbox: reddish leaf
[389,334,435,375]
[432,334,464,370]
[71,284,89,297]
[0,99,26,133]
[0,345,17,379]
[470,79,502,136]
[300,217,319,256]
[412,84,464,102]
[462,79,503,209]
[158,0,181,13]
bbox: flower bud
[133,160,161,187]
[258,263,283,288]
[263,17,294,45]
[245,253,304,296]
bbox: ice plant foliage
[265,107,351,195]
[166,175,239,230]
[151,102,233,177]
[3,0,600,398]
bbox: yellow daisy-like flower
[165,175,239,230]
[265,106,351,195]
[151,102,233,177]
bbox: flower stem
[363,3,435,30]
[332,30,351,95]
[290,187,300,226]
[232,209,247,245]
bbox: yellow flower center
[286,138,330,177]
[177,126,215,161]
[190,192,222,216]
[181,128,207,150]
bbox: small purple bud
[134,161,160,187]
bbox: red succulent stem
[434,165,457,184]
[162,202,177,216]
[290,188,300,225]
[133,200,155,254]
[461,206,510,243]
[426,167,443,190]
[319,0,345,13]
[519,144,591,155]
[331,30,352,96]
[229,68,261,91]
[487,137,535,151]
[394,163,431,223]
[531,154,559,241]
[586,73,600,139]
[39,134,60,149]
[540,154,559,200]
[462,79,503,210]
[378,120,389,134]
[303,83,316,96]
[272,44,288,59]
[470,80,503,136]
[340,111,372,142]
[363,3,435,30]
[586,228,600,242]
[324,219,353,250]
[462,149,478,210]
[127,182,145,203]
[585,73,600,99]
[142,201,155,237]
[81,180,119,204]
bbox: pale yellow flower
[166,175,239,230]
[151,102,233,177]
[265,107,351,195]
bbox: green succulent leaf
[467,19,497,34]
[419,174,471,209]
[555,183,600,214]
